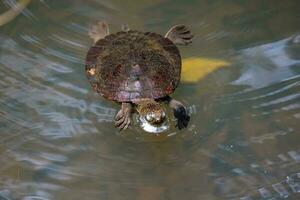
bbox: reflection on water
[232,35,300,89]
[0,0,300,199]
[137,114,170,134]
[0,1,30,27]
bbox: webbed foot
[165,24,193,45]
[115,103,132,130]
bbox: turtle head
[136,99,166,125]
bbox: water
[0,0,299,199]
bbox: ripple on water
[0,1,300,199]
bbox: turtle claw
[115,115,131,130]
[114,103,132,130]
[118,117,131,130]
[115,116,125,127]
[123,120,131,130]
[115,112,131,130]
[115,109,124,121]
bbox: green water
[0,0,300,199]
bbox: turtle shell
[85,30,181,102]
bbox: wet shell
[85,30,181,102]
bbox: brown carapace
[85,22,193,131]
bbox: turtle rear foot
[88,21,110,44]
[165,24,193,45]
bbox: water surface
[0,0,300,199]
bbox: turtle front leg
[165,96,190,129]
[165,24,193,45]
[115,102,133,130]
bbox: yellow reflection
[182,57,230,83]
[0,0,31,26]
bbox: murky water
[0,0,300,199]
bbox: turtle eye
[146,114,154,122]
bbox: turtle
[85,21,193,130]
